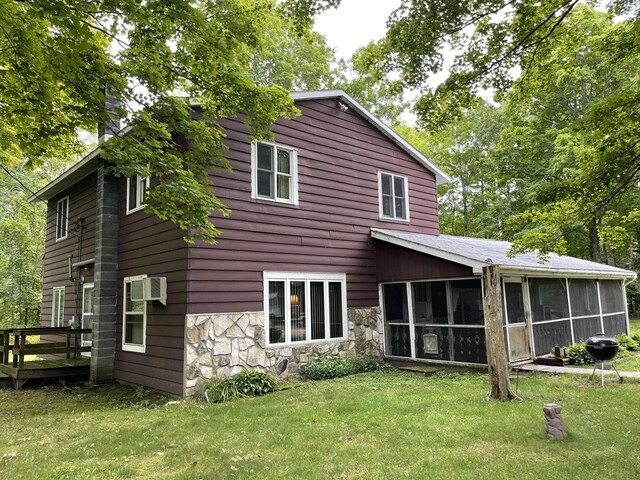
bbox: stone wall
[183,307,382,396]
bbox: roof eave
[291,90,451,186]
[28,147,102,202]
[371,228,487,271]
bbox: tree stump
[543,403,567,439]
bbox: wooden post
[482,265,519,401]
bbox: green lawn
[1,371,640,479]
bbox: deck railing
[0,327,92,368]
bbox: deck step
[535,354,571,366]
[395,365,444,376]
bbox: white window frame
[55,196,69,241]
[378,171,410,222]
[263,272,347,347]
[122,274,147,353]
[251,141,299,205]
[52,287,65,327]
[126,174,150,214]
[81,283,94,350]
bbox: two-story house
[34,90,635,396]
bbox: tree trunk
[588,218,601,263]
[482,265,519,401]
[604,242,616,267]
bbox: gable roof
[31,90,449,202]
[291,90,450,186]
[371,228,637,280]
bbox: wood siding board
[375,241,474,282]
[187,100,439,315]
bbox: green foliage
[0,160,71,328]
[563,342,595,366]
[301,354,387,380]
[0,0,323,244]
[205,370,278,403]
[616,334,640,352]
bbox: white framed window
[82,283,94,349]
[251,141,298,205]
[56,196,69,240]
[52,287,65,327]
[126,174,149,214]
[378,171,409,221]
[264,272,347,346]
[122,275,147,353]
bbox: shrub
[616,334,639,352]
[301,355,352,380]
[349,354,388,373]
[563,342,594,366]
[632,332,640,344]
[301,354,387,380]
[205,370,277,403]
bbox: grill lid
[585,333,619,361]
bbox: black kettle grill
[586,333,624,386]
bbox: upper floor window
[379,172,409,221]
[264,272,347,346]
[251,141,298,205]
[127,174,149,214]
[56,196,69,240]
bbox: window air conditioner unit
[130,277,167,305]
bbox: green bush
[632,332,640,344]
[616,334,639,352]
[563,342,595,366]
[206,370,277,403]
[301,354,387,380]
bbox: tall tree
[0,160,69,327]
[396,101,508,237]
[494,7,640,263]
[0,0,313,243]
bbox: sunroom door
[503,278,532,362]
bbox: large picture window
[52,287,65,327]
[379,172,408,221]
[264,272,346,346]
[126,174,149,214]
[56,196,69,240]
[252,141,298,205]
[123,275,147,353]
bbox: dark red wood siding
[375,240,474,283]
[186,99,440,314]
[40,172,188,395]
[41,172,97,328]
[114,180,188,396]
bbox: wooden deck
[1,327,91,389]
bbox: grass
[1,372,640,479]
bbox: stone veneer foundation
[184,307,383,396]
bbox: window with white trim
[123,275,147,352]
[52,287,65,327]
[56,196,69,240]
[379,172,408,221]
[252,141,298,204]
[82,283,94,349]
[264,272,347,346]
[126,174,149,214]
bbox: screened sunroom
[372,229,636,366]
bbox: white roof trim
[28,147,102,202]
[371,228,487,272]
[291,90,451,186]
[371,228,637,280]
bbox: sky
[314,0,401,60]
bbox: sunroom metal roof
[371,229,637,280]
